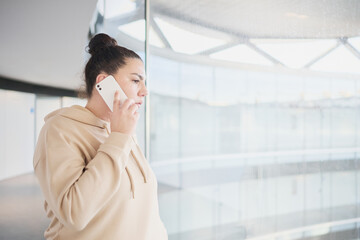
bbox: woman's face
[113,58,148,108]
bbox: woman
[33,33,168,240]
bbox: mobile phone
[95,75,128,112]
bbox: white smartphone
[95,75,128,112]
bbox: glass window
[95,0,360,238]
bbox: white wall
[35,96,62,143]
[0,89,35,180]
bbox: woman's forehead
[117,59,145,76]
[124,58,144,70]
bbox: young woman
[33,33,168,240]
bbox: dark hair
[84,33,142,98]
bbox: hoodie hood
[45,105,111,133]
[44,105,148,199]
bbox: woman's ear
[95,73,108,84]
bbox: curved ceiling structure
[151,0,360,39]
[99,0,360,76]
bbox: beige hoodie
[33,105,168,240]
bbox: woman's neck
[85,94,111,123]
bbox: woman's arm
[34,123,135,231]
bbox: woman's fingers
[129,103,139,114]
[113,93,138,112]
[121,98,135,110]
[113,91,121,111]
[110,97,139,134]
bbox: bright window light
[310,45,360,75]
[98,0,136,19]
[154,17,228,55]
[149,28,165,48]
[118,20,165,48]
[348,37,360,52]
[118,20,145,41]
[209,44,274,66]
[253,39,338,68]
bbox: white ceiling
[0,0,97,90]
[151,0,360,39]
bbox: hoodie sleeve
[33,122,135,231]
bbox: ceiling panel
[151,0,360,39]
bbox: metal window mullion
[145,0,151,161]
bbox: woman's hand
[110,91,139,134]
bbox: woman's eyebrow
[131,73,145,80]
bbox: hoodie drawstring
[125,167,135,199]
[131,150,148,184]
[125,151,148,199]
[103,124,148,200]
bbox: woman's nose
[139,85,148,97]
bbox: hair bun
[87,33,117,55]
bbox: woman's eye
[133,79,140,84]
